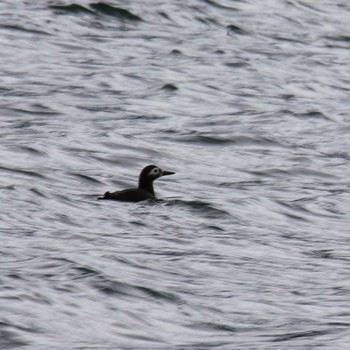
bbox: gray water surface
[1,1,350,349]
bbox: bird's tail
[97,191,110,200]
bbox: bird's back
[98,188,156,202]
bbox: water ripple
[51,2,143,22]
[1,0,350,348]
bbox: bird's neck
[138,178,155,196]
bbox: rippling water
[1,0,350,349]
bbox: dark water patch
[129,219,148,227]
[224,61,249,68]
[292,110,331,120]
[90,3,143,22]
[272,35,306,44]
[161,83,178,92]
[282,211,310,222]
[93,277,139,297]
[330,286,350,296]
[226,24,248,35]
[0,24,50,36]
[25,292,52,306]
[280,94,295,100]
[8,119,42,130]
[0,319,41,334]
[92,275,180,304]
[29,188,48,198]
[177,340,234,349]
[177,134,233,145]
[288,1,326,14]
[15,145,46,157]
[0,87,12,95]
[69,173,102,185]
[158,11,171,21]
[102,113,166,121]
[324,34,350,42]
[30,258,101,282]
[327,322,350,328]
[172,131,286,149]
[77,104,123,113]
[71,266,100,280]
[16,145,47,157]
[206,225,225,232]
[169,49,183,56]
[322,152,350,160]
[204,0,238,11]
[137,286,181,304]
[292,167,337,180]
[304,249,334,259]
[219,180,265,191]
[304,250,350,264]
[1,89,45,98]
[188,321,236,333]
[165,199,231,219]
[275,198,340,222]
[7,104,60,117]
[6,273,25,281]
[50,2,143,22]
[195,16,220,27]
[272,329,331,342]
[0,329,29,348]
[47,211,81,228]
[0,185,16,192]
[274,199,314,222]
[50,4,95,15]
[193,16,209,26]
[0,166,46,180]
[148,247,205,258]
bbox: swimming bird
[98,165,175,202]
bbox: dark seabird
[98,165,175,202]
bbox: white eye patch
[149,167,161,176]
